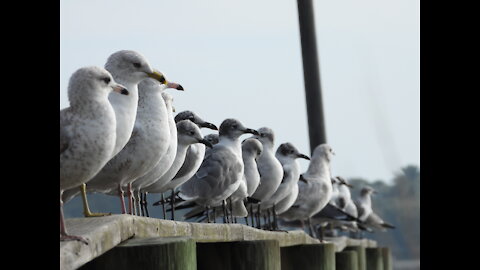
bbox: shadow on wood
[366,247,384,270]
[196,240,280,270]
[336,250,358,270]
[344,246,367,270]
[79,237,196,270]
[281,243,335,270]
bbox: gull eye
[102,77,111,84]
[260,133,265,137]
[190,131,195,136]
[133,62,141,68]
[232,125,237,129]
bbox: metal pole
[297,0,327,153]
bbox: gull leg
[307,217,316,238]
[60,191,88,244]
[143,192,150,217]
[161,193,167,219]
[257,204,262,229]
[137,190,143,216]
[273,205,278,231]
[222,200,227,224]
[213,207,217,223]
[250,204,255,227]
[206,206,211,223]
[229,198,234,224]
[80,183,111,217]
[118,184,127,214]
[127,183,134,215]
[170,189,175,220]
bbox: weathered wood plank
[336,250,358,270]
[79,237,196,270]
[196,240,280,270]
[281,243,336,270]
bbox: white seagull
[60,66,128,243]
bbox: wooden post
[196,240,280,270]
[281,243,335,270]
[381,247,392,270]
[336,250,358,270]
[366,247,384,270]
[79,237,196,270]
[344,246,367,270]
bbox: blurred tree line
[348,164,420,261]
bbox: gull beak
[146,70,166,84]
[112,84,129,96]
[244,128,259,136]
[200,122,218,130]
[297,153,310,160]
[166,82,184,91]
[198,138,213,148]
[346,183,354,189]
[299,174,308,183]
[172,106,176,113]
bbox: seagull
[178,119,259,222]
[61,50,166,215]
[79,74,184,215]
[249,127,284,228]
[132,91,177,217]
[203,133,219,147]
[355,187,395,231]
[278,144,335,237]
[179,137,261,224]
[60,66,128,243]
[142,119,213,219]
[240,138,263,226]
[355,186,377,222]
[154,111,218,219]
[260,142,310,230]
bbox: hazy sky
[60,0,419,183]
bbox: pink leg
[118,184,127,214]
[60,191,88,244]
[128,183,133,215]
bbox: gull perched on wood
[178,119,259,222]
[142,119,213,219]
[60,66,128,243]
[77,74,184,215]
[279,144,335,237]
[355,187,395,231]
[61,50,167,216]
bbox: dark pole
[297,0,327,153]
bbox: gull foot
[84,211,112,217]
[60,234,88,245]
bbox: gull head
[105,50,165,85]
[360,186,377,196]
[252,127,275,149]
[138,71,184,93]
[68,66,128,106]
[204,133,219,146]
[276,142,310,161]
[219,119,259,140]
[175,111,218,130]
[161,92,174,111]
[312,143,335,162]
[177,120,213,148]
[335,176,354,189]
[242,138,263,158]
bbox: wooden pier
[60,214,390,270]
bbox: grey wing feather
[173,146,198,180]
[60,110,71,155]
